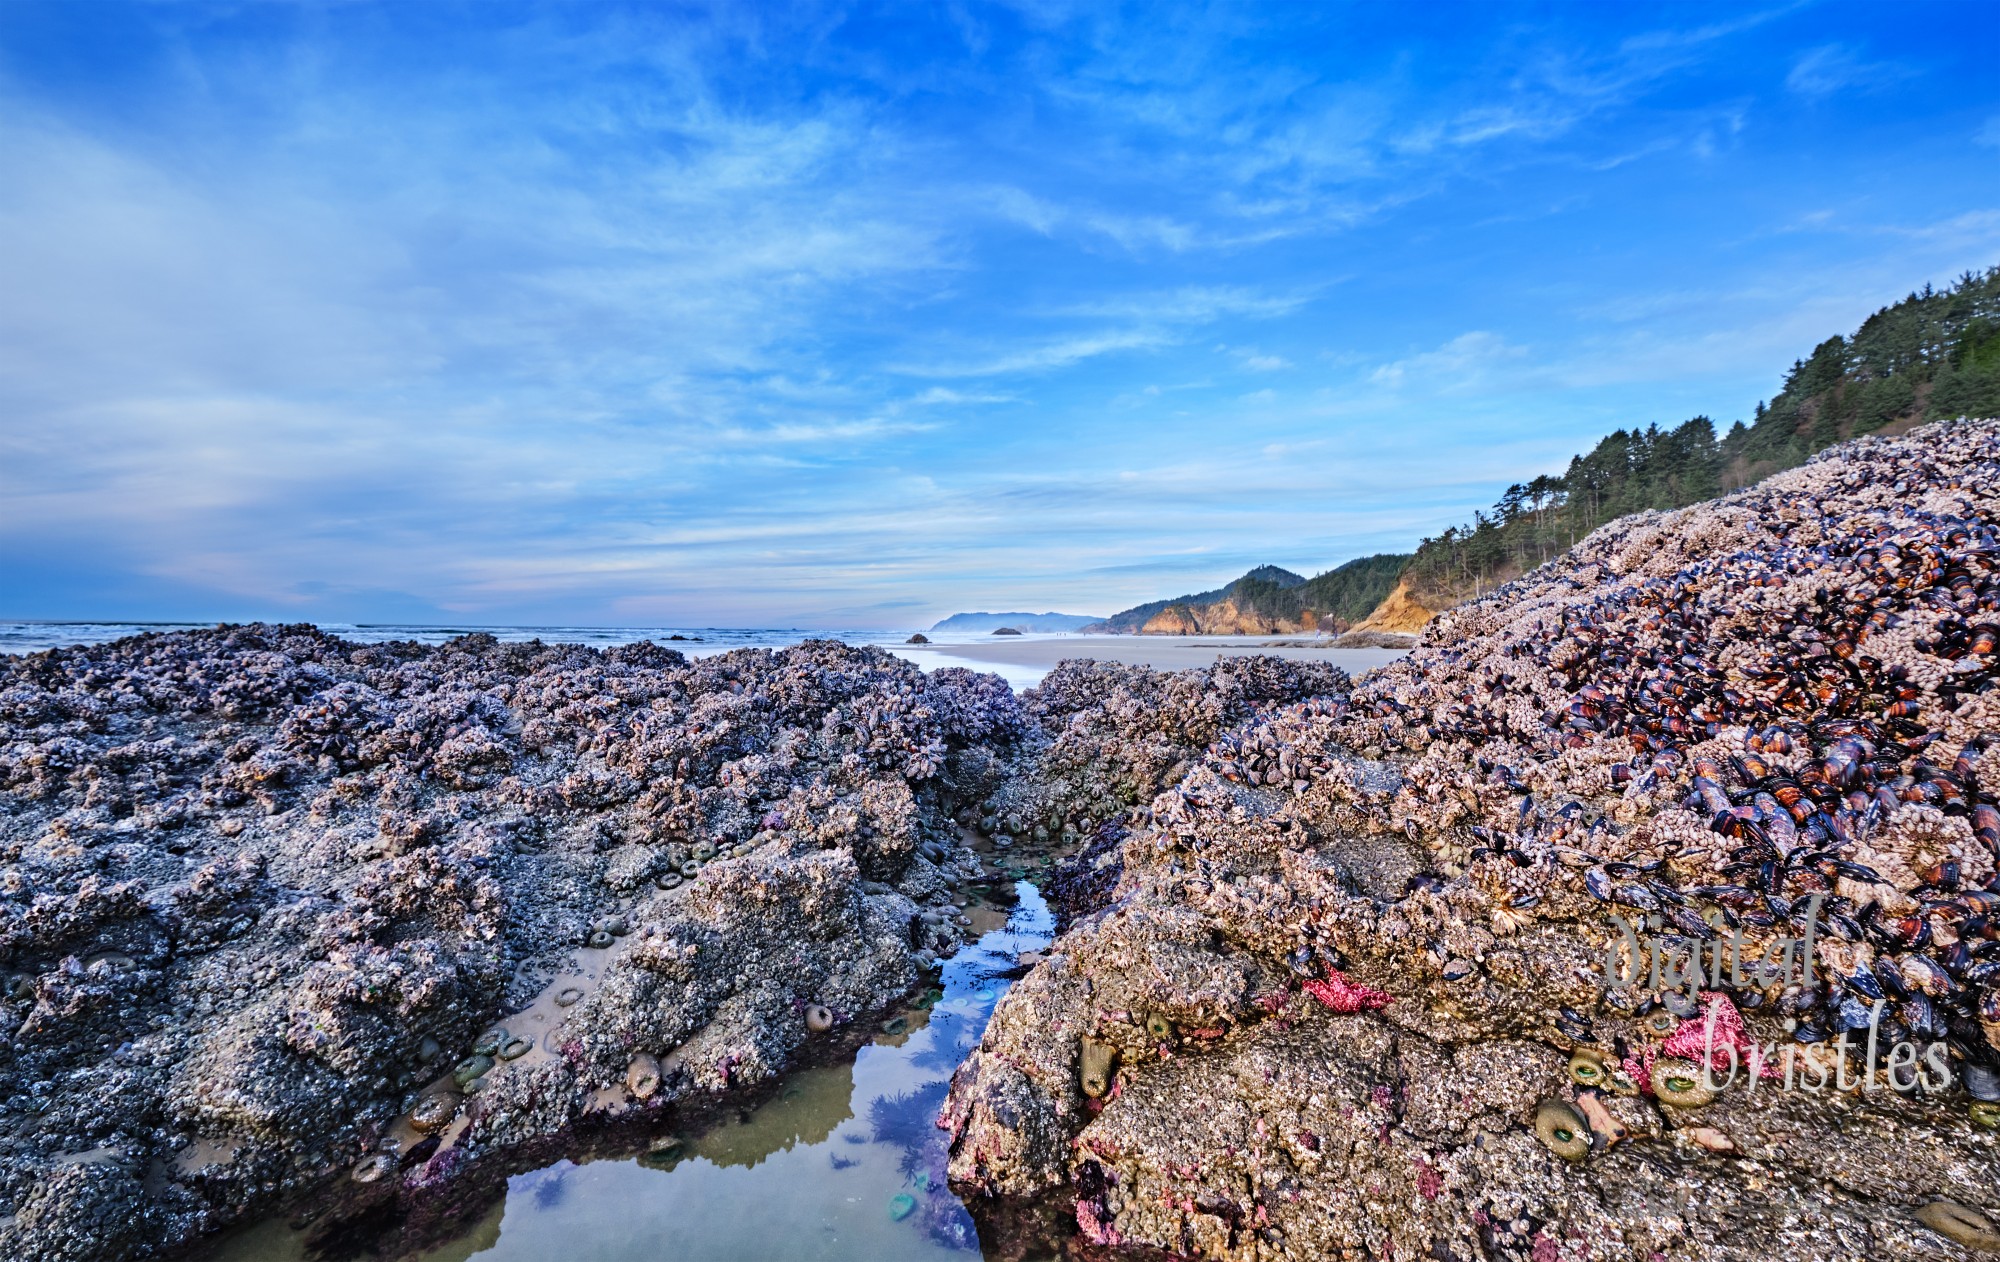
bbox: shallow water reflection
[211,881,1056,1262]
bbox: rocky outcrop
[1329,628,1418,648]
[18,421,2000,1261]
[0,621,1359,1262]
[947,418,2000,1261]
[0,633,1023,1261]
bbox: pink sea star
[1304,969,1393,1013]
[1660,991,1780,1079]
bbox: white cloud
[1619,4,1803,55]
[3,4,1993,628]
[711,418,939,445]
[982,185,1209,254]
[0,53,975,616]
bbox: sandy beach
[889,635,1410,690]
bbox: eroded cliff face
[1139,601,1327,636]
[1128,578,1436,638]
[1353,576,1436,634]
[947,418,2000,1262]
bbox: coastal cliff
[1350,576,1435,634]
[1138,599,1323,636]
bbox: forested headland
[1089,554,1411,634]
[1405,266,2000,607]
[1082,266,2000,632]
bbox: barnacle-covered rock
[0,630,1017,1258]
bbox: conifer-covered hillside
[1404,266,2000,607]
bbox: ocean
[0,621,904,657]
[0,621,1077,689]
[0,622,1408,693]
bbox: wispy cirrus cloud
[906,387,1016,405]
[1785,43,1910,99]
[1053,285,1318,322]
[890,329,1174,378]
[1368,332,1527,391]
[1619,4,1805,54]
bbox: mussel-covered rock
[940,422,2000,1261]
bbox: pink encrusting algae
[1076,1196,1125,1245]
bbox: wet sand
[889,636,1409,690]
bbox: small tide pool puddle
[207,880,1057,1262]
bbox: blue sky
[2,1,1997,628]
